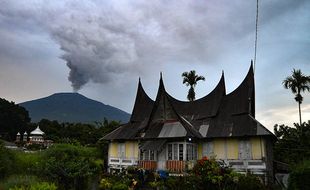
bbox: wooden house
[103,64,275,183]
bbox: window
[168,144,172,160]
[150,150,155,160]
[202,141,213,157]
[239,140,252,159]
[167,142,197,161]
[179,144,183,160]
[140,150,156,161]
[118,143,125,158]
[173,144,178,160]
[186,144,198,161]
[139,149,144,160]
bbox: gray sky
[0,0,309,131]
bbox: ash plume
[0,0,306,90]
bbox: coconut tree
[283,69,310,125]
[182,70,205,101]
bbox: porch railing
[166,160,185,173]
[109,157,138,167]
[138,160,157,170]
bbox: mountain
[19,93,130,123]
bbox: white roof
[30,126,45,135]
[17,132,20,135]
[24,132,27,135]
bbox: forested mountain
[19,93,130,123]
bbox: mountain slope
[19,93,130,123]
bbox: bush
[192,157,237,190]
[14,150,42,175]
[0,175,56,190]
[236,174,266,190]
[39,144,100,189]
[0,141,16,179]
[288,160,310,190]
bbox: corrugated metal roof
[158,122,187,138]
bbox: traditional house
[103,64,275,183]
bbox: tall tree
[0,98,30,141]
[182,70,205,101]
[282,69,310,125]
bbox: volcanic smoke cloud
[0,0,304,90]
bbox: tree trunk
[298,102,302,125]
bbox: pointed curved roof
[30,126,44,135]
[130,78,154,122]
[220,63,255,116]
[103,63,274,140]
[167,72,226,119]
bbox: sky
[0,0,309,132]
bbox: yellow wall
[125,141,139,158]
[109,142,118,157]
[197,143,203,159]
[226,139,238,159]
[109,141,139,158]
[251,137,264,159]
[125,141,132,158]
[133,141,139,158]
[213,139,225,159]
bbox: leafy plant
[288,160,310,190]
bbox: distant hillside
[19,93,130,123]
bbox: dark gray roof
[130,79,154,122]
[141,139,167,151]
[103,63,275,141]
[103,121,145,140]
[167,73,226,120]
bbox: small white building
[15,132,21,142]
[23,132,28,142]
[29,126,45,144]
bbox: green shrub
[288,160,310,190]
[99,178,113,189]
[0,141,15,179]
[40,144,100,189]
[191,157,237,189]
[28,182,57,190]
[0,175,55,190]
[13,150,42,175]
[236,174,266,190]
[111,182,128,190]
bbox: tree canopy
[0,98,30,141]
[182,70,205,101]
[274,121,310,164]
[283,69,310,125]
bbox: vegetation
[0,98,30,141]
[0,140,16,179]
[40,144,101,189]
[282,69,310,125]
[0,175,56,190]
[97,157,267,190]
[288,160,310,190]
[0,142,102,190]
[182,70,205,101]
[274,121,310,165]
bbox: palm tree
[283,69,310,125]
[182,70,205,101]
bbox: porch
[138,160,196,172]
[108,157,138,169]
